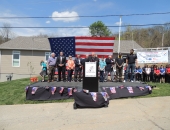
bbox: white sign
[85,62,96,77]
[137,50,169,63]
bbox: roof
[113,40,142,53]
[0,36,142,53]
[0,36,50,51]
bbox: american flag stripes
[51,87,57,95]
[110,87,116,93]
[127,87,134,93]
[48,37,114,58]
[145,86,152,91]
[59,87,64,94]
[100,92,109,101]
[68,88,73,96]
[31,87,38,95]
[138,86,145,91]
[90,92,97,101]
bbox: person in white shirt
[145,65,151,82]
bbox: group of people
[40,52,98,82]
[40,51,118,82]
[132,64,170,83]
[39,49,170,84]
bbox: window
[12,51,20,67]
[45,52,51,62]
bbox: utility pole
[118,16,122,53]
[132,31,134,49]
[162,33,164,47]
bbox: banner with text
[137,50,169,63]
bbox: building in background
[0,36,142,82]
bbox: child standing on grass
[160,65,165,83]
[40,60,47,82]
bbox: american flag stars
[48,37,76,57]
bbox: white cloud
[46,21,51,24]
[115,21,123,26]
[52,11,79,22]
[0,11,89,37]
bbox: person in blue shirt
[136,66,142,81]
[99,56,106,82]
[160,65,166,83]
[40,60,47,82]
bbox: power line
[0,23,169,28]
[12,0,74,5]
[0,12,170,19]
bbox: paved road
[0,97,170,130]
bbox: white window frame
[12,51,20,67]
[45,52,51,62]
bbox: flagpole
[118,16,122,53]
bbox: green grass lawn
[0,78,74,105]
[0,78,170,105]
[141,82,170,98]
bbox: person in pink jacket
[67,55,75,82]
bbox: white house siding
[0,49,47,82]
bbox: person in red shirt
[154,66,160,82]
[166,64,170,83]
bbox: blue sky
[0,0,170,36]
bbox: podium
[83,62,98,92]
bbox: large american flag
[48,36,114,58]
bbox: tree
[34,33,49,38]
[0,23,12,42]
[0,35,3,44]
[113,22,170,48]
[27,62,35,78]
[89,21,112,36]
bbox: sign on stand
[137,50,168,63]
